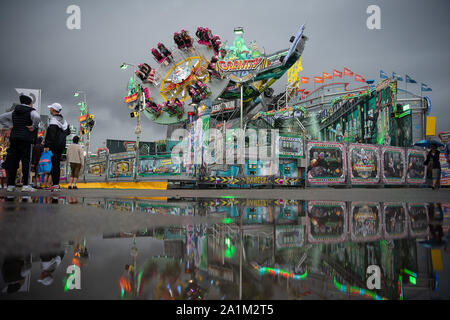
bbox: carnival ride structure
[124,25,308,125]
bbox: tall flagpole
[405,74,407,98]
[39,89,42,116]
[343,69,346,90]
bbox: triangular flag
[314,77,324,83]
[323,72,332,80]
[344,67,353,76]
[333,70,342,78]
[405,75,417,84]
[421,83,432,92]
[355,74,365,82]
[301,77,310,84]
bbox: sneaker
[68,186,73,189]
[6,185,16,192]
[73,186,78,190]
[51,185,61,192]
[22,185,36,192]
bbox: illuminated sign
[217,57,267,83]
[217,57,264,72]
[211,101,236,115]
[124,93,138,104]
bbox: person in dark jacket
[424,144,441,190]
[44,103,71,191]
[31,136,44,188]
[0,95,40,192]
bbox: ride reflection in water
[0,196,448,300]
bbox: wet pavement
[0,195,449,300]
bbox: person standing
[424,144,441,190]
[31,136,44,188]
[66,135,84,189]
[38,148,53,189]
[0,95,40,192]
[44,103,71,191]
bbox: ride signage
[217,57,267,83]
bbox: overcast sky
[1,0,449,150]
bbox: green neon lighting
[399,274,403,300]
[224,247,235,258]
[403,268,417,278]
[63,276,72,292]
[398,110,411,118]
[224,237,235,258]
[409,276,416,285]
[223,218,233,224]
[402,104,410,111]
[138,270,143,288]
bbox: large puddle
[0,196,448,300]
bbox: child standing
[32,137,44,188]
[38,149,53,189]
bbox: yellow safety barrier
[60,181,168,190]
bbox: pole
[239,213,243,300]
[134,89,143,181]
[135,116,140,181]
[39,89,42,116]
[286,83,289,109]
[240,84,243,130]
[405,75,407,98]
[85,93,90,157]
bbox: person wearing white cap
[44,103,71,191]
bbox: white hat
[48,103,62,112]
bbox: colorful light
[222,218,233,224]
[398,274,403,300]
[434,272,439,292]
[402,268,417,278]
[333,277,388,300]
[224,237,235,258]
[258,267,307,280]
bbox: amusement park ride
[118,24,437,189]
[124,25,308,126]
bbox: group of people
[0,94,84,192]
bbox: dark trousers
[6,139,32,186]
[50,148,63,186]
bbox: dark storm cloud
[1,0,449,150]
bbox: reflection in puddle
[0,197,449,300]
